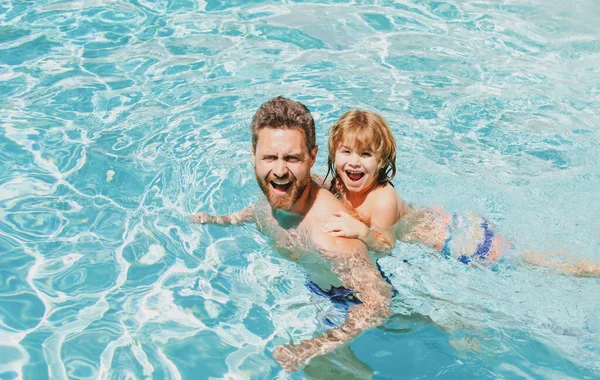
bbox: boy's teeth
[346,171,365,182]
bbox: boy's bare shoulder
[365,184,412,223]
[366,184,401,208]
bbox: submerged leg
[522,251,600,277]
[302,344,374,380]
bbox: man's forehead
[256,128,308,152]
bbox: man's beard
[256,174,309,211]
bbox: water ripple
[1,0,599,378]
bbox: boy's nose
[348,153,361,166]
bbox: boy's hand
[323,211,370,240]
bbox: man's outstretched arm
[272,235,393,372]
[190,205,255,225]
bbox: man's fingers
[323,227,342,233]
[332,211,348,218]
[323,221,335,230]
[273,345,302,373]
[323,223,347,235]
[323,221,344,232]
[190,213,206,223]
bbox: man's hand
[273,287,392,373]
[272,344,312,373]
[271,214,394,372]
[189,205,255,225]
[323,211,370,240]
[190,212,213,224]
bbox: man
[192,96,393,372]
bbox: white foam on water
[224,342,275,379]
[203,300,220,319]
[98,329,133,379]
[0,176,52,203]
[43,298,110,380]
[2,0,599,378]
[138,244,165,265]
[106,169,115,182]
[155,348,182,380]
[0,344,29,380]
[131,341,155,379]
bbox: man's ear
[310,145,319,166]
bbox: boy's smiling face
[334,142,380,194]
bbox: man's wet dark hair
[250,96,316,152]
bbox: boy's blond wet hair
[326,109,397,194]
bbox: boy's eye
[361,152,373,157]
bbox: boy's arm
[323,212,396,251]
[361,223,397,252]
[363,196,414,251]
[323,196,408,252]
[396,206,450,251]
[272,234,393,372]
[323,211,396,251]
[190,205,255,225]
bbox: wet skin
[252,128,394,372]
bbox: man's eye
[264,156,276,161]
[286,157,300,163]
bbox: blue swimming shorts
[305,261,398,327]
[442,217,495,264]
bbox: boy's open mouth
[270,180,292,193]
[346,170,364,182]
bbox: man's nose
[272,159,288,177]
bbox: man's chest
[254,202,315,258]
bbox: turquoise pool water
[1,0,599,378]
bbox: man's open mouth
[270,180,292,193]
[346,170,364,182]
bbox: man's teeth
[270,180,292,192]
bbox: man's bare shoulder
[306,182,344,216]
[316,187,344,210]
